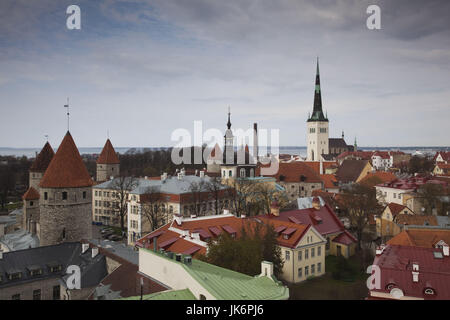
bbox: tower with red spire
[38,131,94,246]
[96,139,120,182]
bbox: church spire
[227,107,232,129]
[308,57,328,122]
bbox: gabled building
[260,197,357,258]
[387,229,450,248]
[336,159,372,184]
[375,203,415,239]
[434,151,450,164]
[136,212,327,284]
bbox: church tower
[96,139,120,182]
[38,131,93,246]
[306,58,329,161]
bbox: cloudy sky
[1,0,449,149]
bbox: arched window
[250,169,254,177]
[229,170,232,177]
[240,168,246,177]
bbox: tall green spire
[308,57,328,122]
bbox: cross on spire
[227,106,232,129]
[64,98,70,132]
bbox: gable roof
[303,161,337,175]
[359,171,397,187]
[320,174,338,189]
[29,142,54,172]
[336,159,370,183]
[386,203,410,216]
[329,138,348,149]
[39,131,93,188]
[387,229,450,248]
[22,187,40,200]
[97,139,120,164]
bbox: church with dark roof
[306,58,355,161]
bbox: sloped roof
[387,229,450,248]
[359,171,397,187]
[321,174,338,189]
[29,142,54,172]
[125,288,196,300]
[332,230,357,245]
[394,214,438,227]
[336,159,369,183]
[260,161,322,183]
[139,248,290,300]
[39,131,93,188]
[371,244,450,300]
[303,161,337,175]
[386,203,410,216]
[22,187,40,200]
[97,139,120,164]
[329,138,348,149]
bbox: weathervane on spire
[227,106,232,129]
[64,97,70,132]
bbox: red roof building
[97,139,120,164]
[368,244,450,300]
[39,131,93,188]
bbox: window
[8,272,22,280]
[305,266,309,277]
[318,246,321,256]
[44,192,48,200]
[326,237,330,250]
[30,201,33,206]
[298,267,302,278]
[240,168,246,177]
[318,262,322,273]
[311,248,315,258]
[298,250,302,261]
[229,170,232,177]
[83,191,86,199]
[33,289,41,300]
[12,294,20,300]
[311,264,315,274]
[285,251,290,261]
[305,249,309,259]
[62,192,67,200]
[53,285,60,300]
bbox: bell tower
[306,58,329,161]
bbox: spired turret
[38,131,93,246]
[96,139,120,182]
[29,142,54,190]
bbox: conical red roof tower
[97,139,120,164]
[39,132,93,188]
[30,142,54,172]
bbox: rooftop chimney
[92,247,99,258]
[223,209,230,215]
[376,244,386,256]
[82,243,89,254]
[412,271,419,283]
[259,261,274,279]
[312,197,321,210]
[443,244,449,257]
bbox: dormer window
[28,266,43,277]
[8,271,22,281]
[424,288,435,295]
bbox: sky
[0,0,449,149]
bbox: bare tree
[226,178,259,217]
[188,179,208,216]
[110,175,138,233]
[205,177,227,215]
[141,186,167,232]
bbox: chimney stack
[82,243,89,254]
[253,123,258,161]
[92,247,99,258]
[443,244,449,257]
[199,170,205,178]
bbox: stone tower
[22,142,54,234]
[96,139,120,182]
[28,142,54,190]
[22,187,40,235]
[306,58,329,161]
[38,131,93,246]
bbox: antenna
[64,98,70,132]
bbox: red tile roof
[97,139,120,164]
[386,203,409,216]
[332,230,357,245]
[259,161,323,183]
[434,151,450,162]
[39,132,94,188]
[29,142,54,172]
[22,187,40,200]
[137,214,312,254]
[320,174,338,189]
[359,171,397,187]
[371,245,450,300]
[387,229,450,248]
[303,161,337,175]
[394,214,438,227]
